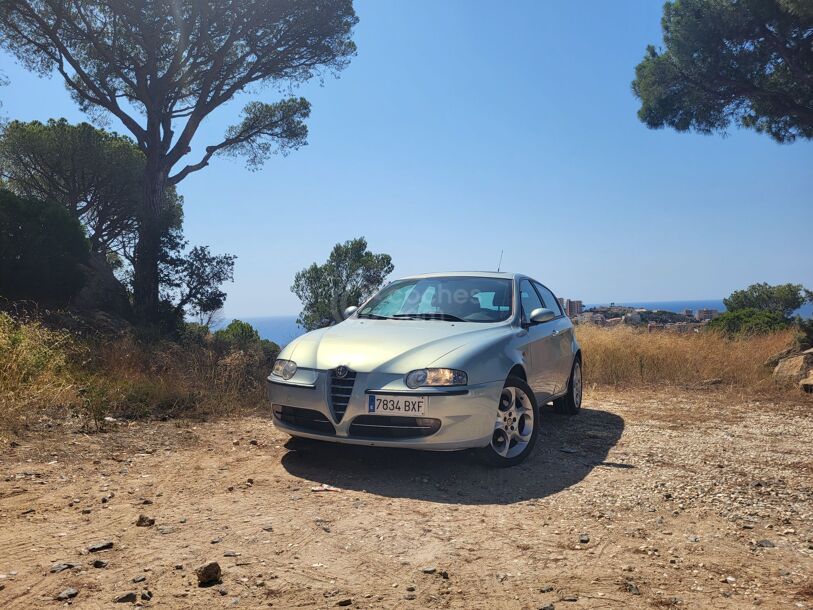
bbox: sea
[226,300,813,345]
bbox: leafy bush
[214,319,280,364]
[707,308,791,336]
[214,319,261,350]
[0,190,89,302]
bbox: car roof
[398,271,526,281]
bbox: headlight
[272,359,297,380]
[405,368,467,389]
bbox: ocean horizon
[226,299,813,345]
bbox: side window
[519,280,544,321]
[533,282,562,316]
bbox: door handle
[551,329,560,336]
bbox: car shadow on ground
[280,406,625,505]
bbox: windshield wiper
[357,313,392,320]
[391,313,465,322]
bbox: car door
[532,281,574,396]
[518,279,560,399]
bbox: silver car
[267,272,582,466]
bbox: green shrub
[213,319,280,365]
[0,189,90,302]
[214,319,261,351]
[707,308,790,336]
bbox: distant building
[683,308,694,317]
[563,299,583,317]
[695,308,720,321]
[576,312,605,326]
[623,311,641,324]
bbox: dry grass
[91,334,267,420]
[2,312,806,438]
[576,324,796,392]
[0,313,270,438]
[0,312,81,434]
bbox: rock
[335,599,353,607]
[540,605,555,610]
[540,584,554,593]
[262,525,273,532]
[136,514,155,527]
[406,585,416,592]
[50,562,81,573]
[223,551,240,557]
[579,533,590,544]
[92,559,108,569]
[195,561,222,586]
[174,564,183,570]
[210,537,222,544]
[561,594,578,602]
[624,580,641,595]
[757,539,775,548]
[132,574,146,583]
[773,352,813,384]
[724,576,736,584]
[404,593,416,600]
[421,567,436,574]
[800,374,813,393]
[764,345,798,368]
[249,439,259,446]
[440,570,449,579]
[141,590,153,601]
[114,592,137,603]
[88,541,114,552]
[56,588,79,601]
[158,526,176,535]
[74,252,132,317]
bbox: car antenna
[497,249,504,272]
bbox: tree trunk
[132,159,166,324]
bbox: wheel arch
[507,363,527,382]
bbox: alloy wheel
[491,386,535,459]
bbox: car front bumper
[266,371,502,451]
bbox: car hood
[285,318,512,373]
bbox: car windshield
[358,276,513,323]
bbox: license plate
[367,394,429,416]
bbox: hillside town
[559,298,721,332]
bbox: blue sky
[1,1,811,317]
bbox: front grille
[348,415,441,439]
[329,368,356,422]
[273,405,336,435]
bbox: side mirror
[529,307,556,324]
[343,306,359,319]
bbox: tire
[554,358,582,415]
[477,375,539,467]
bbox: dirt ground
[1,389,811,609]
